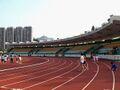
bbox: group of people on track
[0,54,22,64]
[80,53,118,71]
[79,53,99,71]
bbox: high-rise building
[5,27,14,43]
[0,26,32,49]
[0,27,5,49]
[14,27,23,43]
[23,26,32,43]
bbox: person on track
[95,55,99,62]
[10,54,14,63]
[111,61,117,71]
[15,54,19,63]
[1,54,4,64]
[80,53,88,70]
[93,54,99,63]
[18,55,22,64]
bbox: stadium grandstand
[0,15,120,90]
[6,15,120,61]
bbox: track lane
[0,59,65,85]
[103,62,115,90]
[21,59,78,90]
[82,60,114,90]
[114,62,120,90]
[0,57,48,70]
[0,58,60,80]
[51,60,97,90]
[51,60,87,90]
[22,59,80,90]
[0,57,119,90]
[0,59,63,83]
[0,58,71,89]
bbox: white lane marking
[51,60,88,90]
[102,62,115,90]
[3,60,73,87]
[51,69,85,90]
[0,59,55,78]
[0,75,28,82]
[0,60,66,82]
[0,58,62,90]
[0,58,59,80]
[22,62,79,90]
[0,86,23,90]
[0,58,49,72]
[81,62,99,90]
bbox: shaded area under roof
[9,20,120,47]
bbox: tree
[91,26,95,31]
[33,38,39,42]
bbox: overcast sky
[0,0,120,39]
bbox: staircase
[83,44,103,54]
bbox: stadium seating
[8,38,120,56]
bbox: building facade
[5,27,14,43]
[0,26,32,49]
[23,26,32,43]
[0,28,5,49]
[14,27,23,43]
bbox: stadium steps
[97,48,112,54]
[83,44,103,54]
[65,50,81,54]
[7,48,14,54]
[55,48,64,56]
[34,49,40,54]
[55,48,71,56]
[28,48,42,55]
[92,44,103,53]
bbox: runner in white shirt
[18,55,22,64]
[80,54,88,70]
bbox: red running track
[0,56,119,90]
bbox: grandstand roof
[8,17,120,47]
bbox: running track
[0,56,119,90]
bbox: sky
[0,0,120,39]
